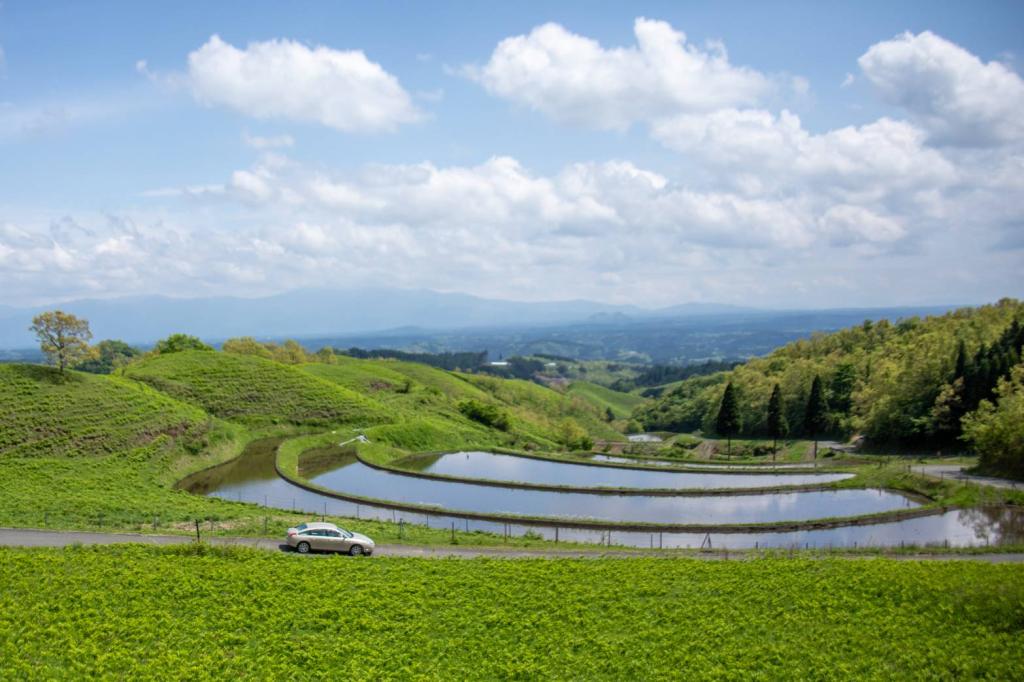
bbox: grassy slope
[458,372,621,443]
[304,359,620,453]
[0,364,253,526]
[0,364,210,458]
[125,351,389,427]
[2,545,1022,680]
[567,379,646,419]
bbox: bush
[458,400,510,431]
[154,334,213,354]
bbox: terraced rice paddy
[401,450,852,489]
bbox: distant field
[2,545,1021,679]
[567,380,646,419]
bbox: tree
[962,364,1024,477]
[154,334,212,354]
[766,383,788,461]
[715,382,741,456]
[604,407,615,423]
[804,375,829,459]
[276,340,308,365]
[558,418,593,451]
[30,311,93,374]
[75,339,139,374]
[222,337,273,359]
[953,339,968,380]
[829,362,857,414]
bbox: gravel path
[1,527,1022,562]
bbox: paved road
[911,465,1024,491]
[2,527,1022,562]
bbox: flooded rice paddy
[179,440,1024,549]
[402,451,852,489]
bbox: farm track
[2,527,1022,562]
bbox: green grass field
[125,351,389,427]
[0,363,211,458]
[1,545,1021,680]
[567,379,647,419]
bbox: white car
[286,521,375,556]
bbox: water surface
[311,455,909,524]
[181,440,1024,548]
[406,451,852,489]
[589,454,821,470]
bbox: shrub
[458,400,510,431]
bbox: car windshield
[339,529,353,538]
[295,523,308,531]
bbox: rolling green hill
[635,300,1024,462]
[303,358,620,450]
[567,380,647,419]
[0,362,254,528]
[0,364,210,458]
[125,351,389,427]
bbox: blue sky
[1,1,1023,308]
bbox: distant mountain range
[0,288,760,349]
[0,287,971,366]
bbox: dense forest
[634,300,1024,473]
[609,360,742,394]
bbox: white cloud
[468,18,770,130]
[186,35,420,132]
[859,31,1024,146]
[229,169,274,201]
[841,73,855,88]
[140,184,225,199]
[652,109,955,199]
[242,132,294,149]
[820,205,905,244]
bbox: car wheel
[296,541,311,554]
[349,544,364,557]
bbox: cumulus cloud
[2,141,1018,307]
[186,35,420,132]
[859,31,1024,146]
[241,132,294,149]
[138,153,919,255]
[468,18,770,129]
[652,109,956,199]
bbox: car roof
[301,522,339,530]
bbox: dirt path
[1,527,1022,562]
[911,465,1024,491]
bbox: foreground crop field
[1,546,1022,680]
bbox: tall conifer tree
[716,382,741,456]
[804,375,828,459]
[767,383,788,461]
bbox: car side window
[328,530,340,537]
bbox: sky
[1,0,1023,309]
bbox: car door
[307,529,328,550]
[325,529,349,553]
